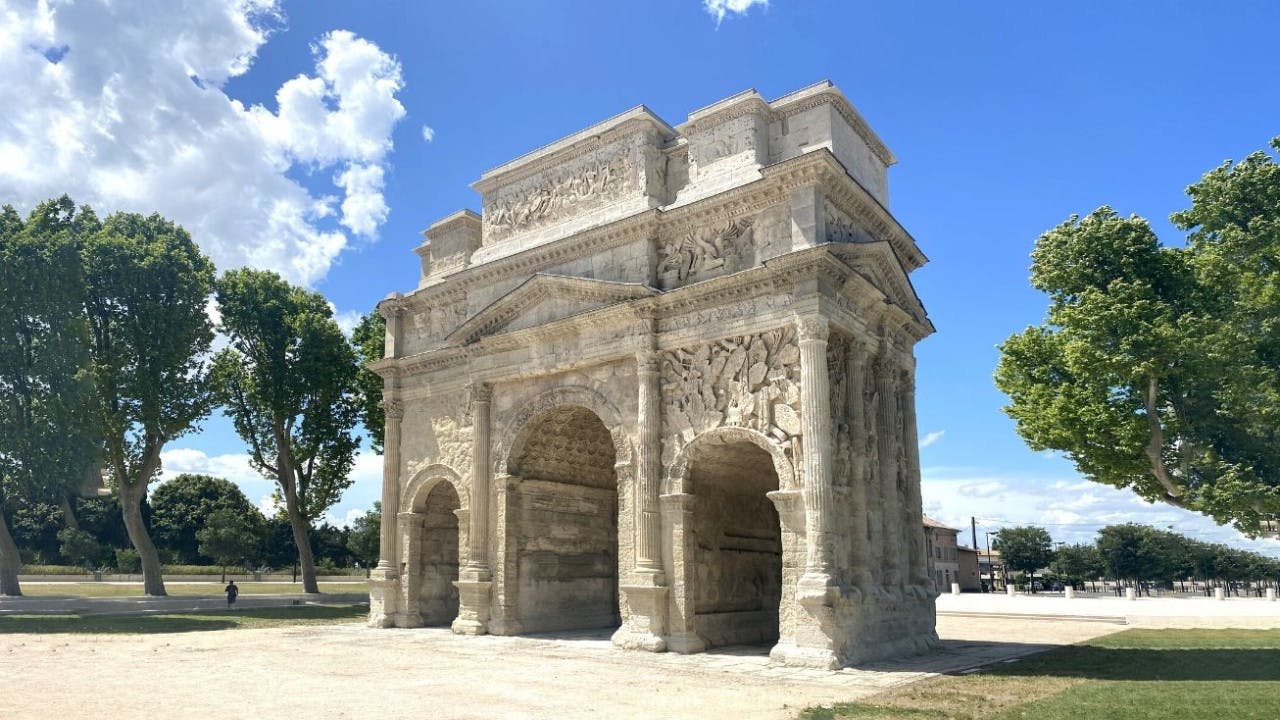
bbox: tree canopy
[993,525,1055,587]
[996,139,1280,534]
[351,311,387,454]
[212,268,361,593]
[83,209,217,595]
[151,474,261,564]
[0,198,100,595]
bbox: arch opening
[509,405,620,633]
[412,480,461,626]
[689,440,783,648]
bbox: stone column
[660,492,704,653]
[874,340,904,591]
[796,317,836,594]
[897,360,932,593]
[453,382,492,635]
[846,340,873,591]
[634,350,664,579]
[369,394,404,628]
[375,399,405,573]
[465,383,492,577]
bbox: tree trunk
[0,511,23,597]
[119,481,166,596]
[60,494,80,531]
[282,480,319,594]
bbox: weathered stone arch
[497,385,634,477]
[665,426,796,496]
[401,463,468,515]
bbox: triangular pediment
[447,274,656,345]
[828,242,931,328]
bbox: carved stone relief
[659,217,755,283]
[483,148,636,242]
[406,301,468,355]
[658,293,793,334]
[660,327,802,469]
[824,199,871,245]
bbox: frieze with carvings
[659,217,755,284]
[825,199,870,245]
[658,293,793,334]
[660,327,802,467]
[406,301,468,354]
[483,150,636,242]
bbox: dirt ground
[0,615,1117,720]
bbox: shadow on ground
[983,646,1280,682]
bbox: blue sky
[3,0,1278,554]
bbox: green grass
[800,629,1280,720]
[15,581,368,597]
[0,604,367,634]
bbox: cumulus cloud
[919,430,944,449]
[703,0,769,24]
[421,125,435,142]
[0,0,407,286]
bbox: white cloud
[921,466,1280,558]
[703,0,769,24]
[421,125,435,142]
[0,1,407,287]
[157,447,270,489]
[919,430,945,449]
[332,308,364,337]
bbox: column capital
[637,350,661,374]
[471,381,493,404]
[795,316,829,343]
[384,399,405,420]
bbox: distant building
[922,516,960,593]
[956,546,981,592]
[978,548,1006,591]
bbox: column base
[797,571,839,607]
[368,570,400,628]
[770,642,840,670]
[451,579,492,635]
[613,583,669,652]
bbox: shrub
[114,548,141,573]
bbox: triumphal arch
[368,81,937,667]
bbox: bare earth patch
[0,616,1117,720]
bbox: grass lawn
[14,581,368,597]
[0,604,368,634]
[802,629,1280,720]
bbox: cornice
[447,274,656,346]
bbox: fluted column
[465,383,492,579]
[898,360,931,589]
[847,340,873,591]
[635,350,664,579]
[376,398,404,573]
[796,317,836,586]
[874,338,904,589]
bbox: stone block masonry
[367,80,937,667]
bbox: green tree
[347,502,381,569]
[196,507,266,582]
[83,211,216,596]
[1048,543,1104,588]
[1096,524,1174,588]
[996,140,1280,534]
[0,198,100,595]
[212,269,361,593]
[151,474,260,564]
[351,311,387,453]
[993,526,1055,591]
[57,527,109,570]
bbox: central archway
[507,405,620,633]
[687,439,783,648]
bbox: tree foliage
[346,502,381,568]
[151,474,261,564]
[81,210,216,596]
[351,311,386,454]
[0,197,100,595]
[993,525,1055,587]
[1049,543,1105,586]
[996,139,1280,534]
[197,507,266,582]
[212,269,361,593]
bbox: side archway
[399,464,466,627]
[665,426,795,496]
